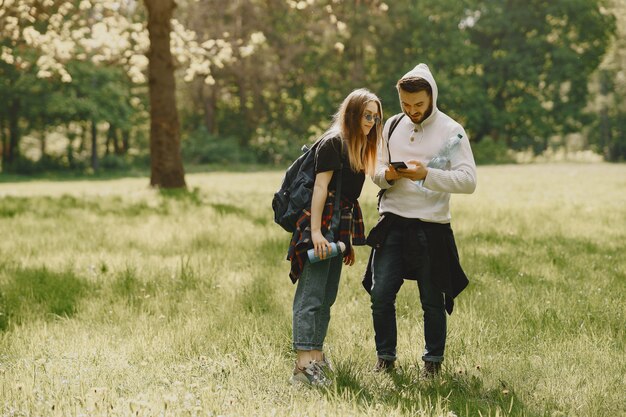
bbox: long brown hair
[327,88,382,176]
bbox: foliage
[248,127,309,166]
[470,136,515,165]
[99,154,131,171]
[176,0,619,164]
[0,0,623,173]
[465,0,616,150]
[5,155,69,175]
[0,1,146,161]
[588,110,626,162]
[0,0,232,176]
[586,0,626,161]
[181,126,257,164]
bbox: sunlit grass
[0,163,624,416]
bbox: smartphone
[390,161,408,170]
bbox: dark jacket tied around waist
[362,213,469,314]
[287,191,365,283]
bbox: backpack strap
[377,113,405,211]
[385,113,405,163]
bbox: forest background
[1,0,625,179]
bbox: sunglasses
[363,113,381,124]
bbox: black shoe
[373,358,395,373]
[420,361,441,378]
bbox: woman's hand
[311,230,333,260]
[343,245,355,266]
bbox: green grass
[0,163,624,416]
[0,162,277,184]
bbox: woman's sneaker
[290,360,331,387]
[319,353,333,372]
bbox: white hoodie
[372,63,477,223]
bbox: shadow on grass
[0,169,150,183]
[237,271,283,316]
[326,362,542,417]
[159,187,203,206]
[209,202,249,216]
[461,231,617,284]
[0,265,92,331]
[258,237,288,263]
[0,164,281,184]
[0,195,169,218]
[208,202,269,226]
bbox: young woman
[287,88,383,385]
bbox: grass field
[0,163,624,416]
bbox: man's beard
[406,104,433,124]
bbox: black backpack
[272,136,342,234]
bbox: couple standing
[286,63,477,385]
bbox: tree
[466,0,616,152]
[588,0,626,161]
[143,0,186,188]
[0,0,619,171]
[177,0,269,145]
[0,0,148,172]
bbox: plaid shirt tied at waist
[287,192,365,283]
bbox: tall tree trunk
[79,123,87,153]
[105,131,111,156]
[121,129,130,154]
[40,129,46,160]
[91,120,99,171]
[144,0,186,188]
[66,123,75,169]
[7,99,21,169]
[599,70,612,160]
[67,145,74,168]
[600,106,611,160]
[0,116,6,170]
[109,124,122,155]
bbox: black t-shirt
[314,135,365,202]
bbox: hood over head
[398,63,439,123]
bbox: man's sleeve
[423,128,477,194]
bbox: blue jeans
[370,227,446,363]
[292,255,343,350]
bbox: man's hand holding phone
[385,162,404,181]
[387,160,428,181]
[390,161,408,170]
[396,160,428,181]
